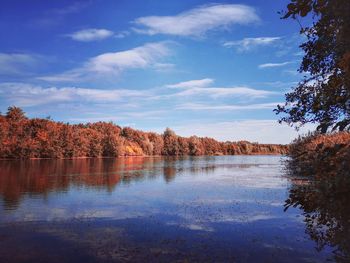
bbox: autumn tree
[72,126,90,157]
[0,114,10,157]
[162,128,180,156]
[147,132,164,155]
[121,127,153,155]
[86,128,103,157]
[6,106,26,122]
[188,136,204,156]
[5,106,28,158]
[238,141,253,155]
[275,0,350,132]
[201,137,222,155]
[59,124,74,157]
[177,136,190,155]
[100,122,124,157]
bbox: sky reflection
[0,156,334,262]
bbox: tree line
[0,106,287,159]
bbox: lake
[0,156,338,262]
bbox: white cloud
[68,28,114,41]
[166,78,214,88]
[69,110,165,122]
[0,53,40,75]
[87,42,170,72]
[258,62,293,69]
[133,4,259,37]
[163,79,275,99]
[176,102,280,111]
[223,37,281,52]
[114,31,130,39]
[37,71,83,82]
[160,78,277,99]
[67,29,130,42]
[259,81,298,88]
[0,82,146,107]
[152,63,176,72]
[173,120,317,144]
[174,87,276,99]
[38,42,172,82]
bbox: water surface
[0,156,337,262]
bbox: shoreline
[0,153,286,161]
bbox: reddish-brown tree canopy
[0,107,287,159]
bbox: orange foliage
[288,131,350,178]
[0,106,288,159]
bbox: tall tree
[275,0,350,132]
[162,128,180,156]
[6,106,26,122]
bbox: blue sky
[0,0,315,143]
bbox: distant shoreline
[1,106,289,159]
[0,153,287,161]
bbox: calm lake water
[0,156,338,262]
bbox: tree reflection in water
[0,156,219,210]
[285,164,350,262]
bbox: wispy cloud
[258,61,293,69]
[69,110,165,123]
[164,79,276,99]
[67,28,114,42]
[0,53,42,76]
[165,78,214,88]
[258,81,298,88]
[223,37,281,52]
[34,1,91,28]
[86,42,170,73]
[38,42,173,82]
[274,33,306,57]
[173,120,317,144]
[0,82,146,107]
[114,31,130,39]
[152,63,176,72]
[133,4,259,37]
[67,29,130,41]
[176,102,280,111]
[50,1,91,16]
[173,87,276,99]
[37,71,82,82]
[282,69,300,76]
